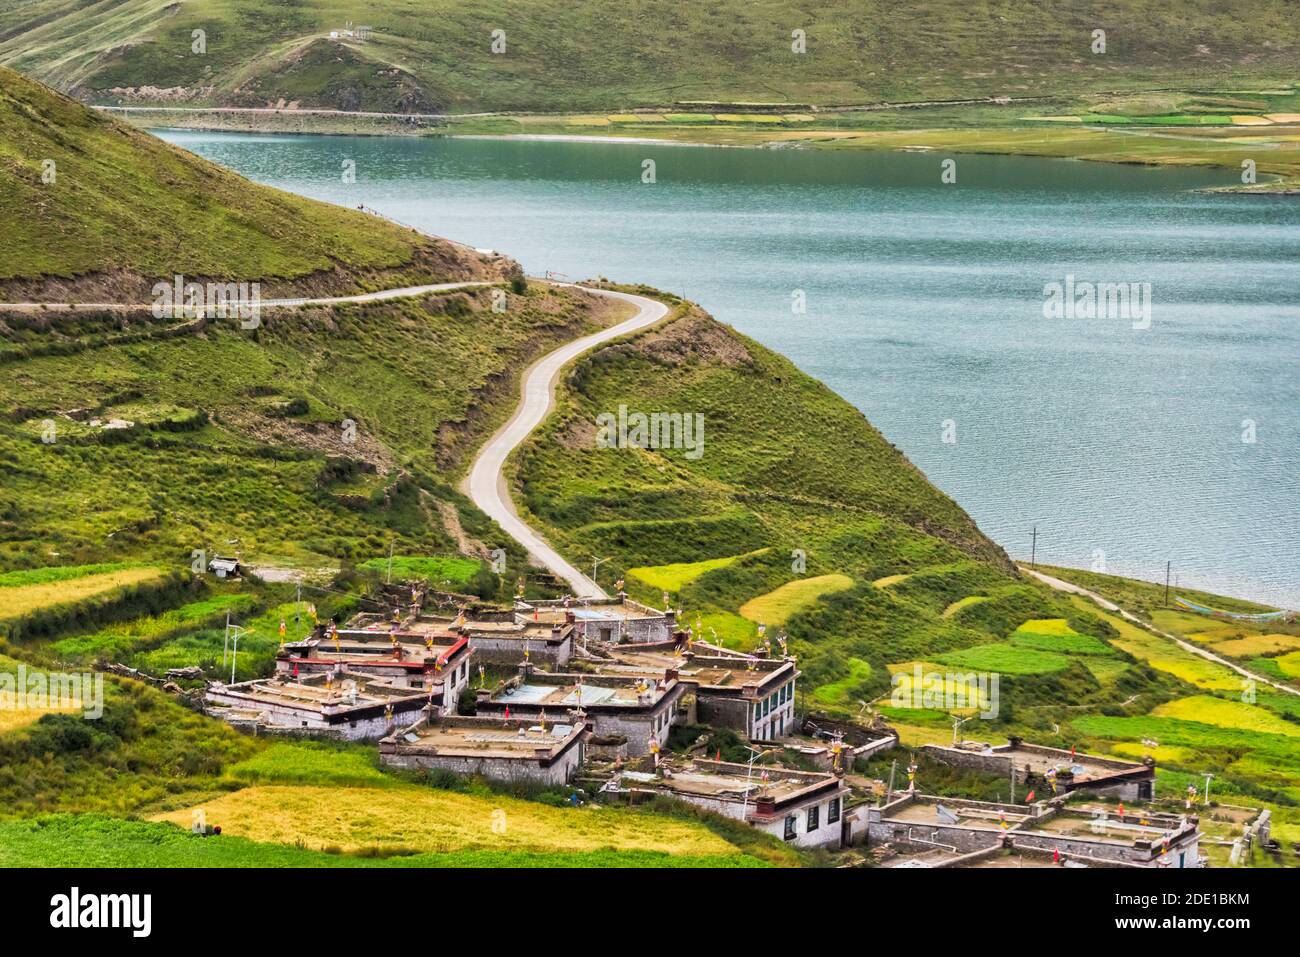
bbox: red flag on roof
[504,706,510,720]
[1025,789,1035,803]
[1052,848,1060,864]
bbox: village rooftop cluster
[198,582,1242,865]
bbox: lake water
[157,130,1300,609]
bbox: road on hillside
[1022,566,1300,698]
[0,281,493,313]
[0,275,671,599]
[463,286,671,599]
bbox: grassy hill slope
[0,64,506,301]
[1,1,1296,113]
[512,292,1182,722]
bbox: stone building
[379,715,589,786]
[475,666,690,757]
[608,759,852,849]
[515,597,675,645]
[865,793,1202,868]
[921,738,1156,801]
[576,639,800,740]
[205,671,429,740]
[277,625,472,714]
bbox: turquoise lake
[158,131,1299,608]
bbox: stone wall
[380,746,582,787]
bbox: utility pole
[740,745,768,821]
[591,555,608,589]
[1203,772,1214,805]
[295,581,302,638]
[887,759,897,801]
[1030,525,1037,568]
[223,611,231,666]
[228,625,250,684]
[386,539,395,584]
[1165,562,1172,607]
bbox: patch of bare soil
[613,305,754,368]
[217,407,394,473]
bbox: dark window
[783,816,797,841]
[807,805,820,830]
[828,797,841,824]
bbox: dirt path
[1021,565,1299,698]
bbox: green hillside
[512,294,1170,719]
[1,1,1296,113]
[512,291,1300,842]
[0,64,505,301]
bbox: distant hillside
[1,1,1296,113]
[0,64,507,302]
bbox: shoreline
[120,105,1299,195]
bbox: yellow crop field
[1210,634,1300,657]
[154,785,741,856]
[942,595,989,618]
[1152,696,1300,738]
[872,573,910,588]
[629,548,767,592]
[1017,618,1076,635]
[1072,598,1241,692]
[739,573,853,626]
[0,567,163,620]
[1110,742,1197,764]
[0,702,81,734]
[1275,651,1300,679]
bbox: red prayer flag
[1025,789,1035,802]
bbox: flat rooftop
[591,647,793,689]
[625,759,841,807]
[1025,811,1178,843]
[884,799,1030,831]
[489,674,673,709]
[518,598,667,624]
[384,717,584,759]
[284,631,467,666]
[999,745,1147,783]
[211,673,424,711]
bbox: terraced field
[739,574,854,627]
[0,564,163,621]
[629,549,767,594]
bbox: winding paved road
[0,281,493,312]
[462,286,671,599]
[1,275,671,598]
